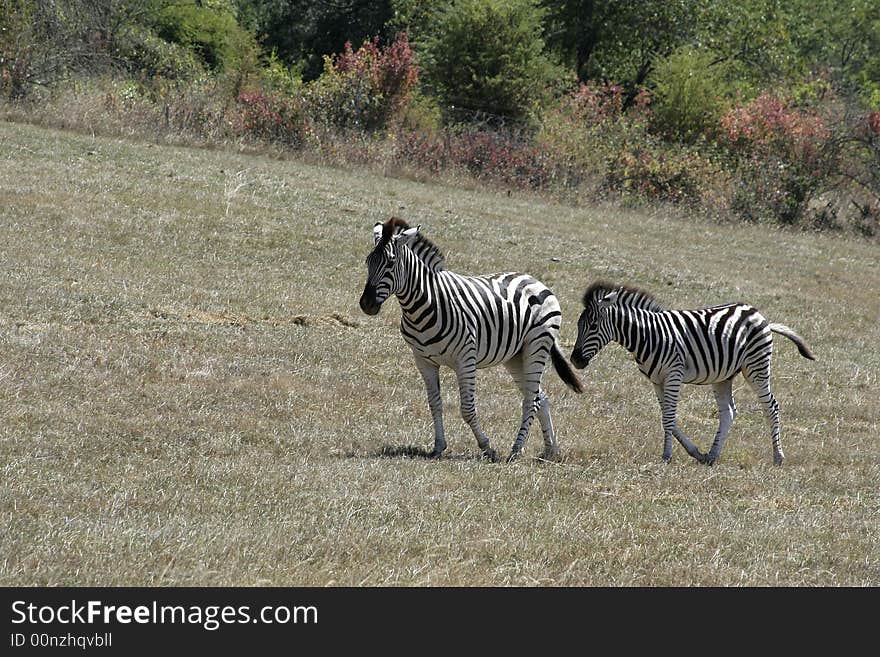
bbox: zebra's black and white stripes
[359,217,583,462]
[570,281,815,465]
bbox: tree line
[2,0,878,232]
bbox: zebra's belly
[642,359,744,385]
[681,361,744,384]
[403,327,524,369]
[403,330,467,368]
[474,346,522,369]
[406,340,458,368]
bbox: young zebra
[359,217,584,462]
[570,281,815,465]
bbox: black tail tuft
[551,342,585,393]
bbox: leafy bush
[259,50,302,97]
[830,108,880,235]
[446,130,540,185]
[115,27,204,81]
[536,82,653,193]
[392,131,448,174]
[149,0,257,72]
[651,47,731,143]
[603,142,721,204]
[395,89,443,133]
[538,82,651,167]
[391,126,583,191]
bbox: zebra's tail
[551,342,585,393]
[769,323,816,360]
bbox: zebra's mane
[582,280,665,311]
[377,216,446,272]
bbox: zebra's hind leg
[534,389,561,461]
[505,343,551,463]
[655,378,708,464]
[706,379,737,465]
[454,359,498,462]
[743,364,784,466]
[506,392,540,463]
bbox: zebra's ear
[597,290,619,309]
[372,222,383,244]
[395,225,420,244]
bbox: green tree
[541,0,702,97]
[235,0,395,81]
[420,0,564,124]
[0,0,159,98]
[787,0,880,106]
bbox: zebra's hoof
[504,450,520,464]
[481,448,499,463]
[427,449,444,459]
[661,454,672,464]
[773,454,785,466]
[539,449,561,462]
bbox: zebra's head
[571,285,619,370]
[359,219,420,315]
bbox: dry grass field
[1,121,877,586]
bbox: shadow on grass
[368,444,491,462]
[368,444,565,464]
[376,444,433,459]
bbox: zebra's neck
[610,306,651,357]
[396,246,437,317]
[408,235,445,272]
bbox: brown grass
[0,121,877,586]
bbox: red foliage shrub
[859,110,880,138]
[563,82,650,126]
[720,91,830,173]
[719,92,835,223]
[233,91,305,146]
[310,32,418,132]
[394,131,448,173]
[333,33,418,117]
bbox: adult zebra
[359,217,584,462]
[570,281,815,465]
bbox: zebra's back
[400,270,562,369]
[653,303,772,384]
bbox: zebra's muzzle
[359,286,382,315]
[570,351,590,370]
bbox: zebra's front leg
[706,379,737,465]
[653,383,674,461]
[454,360,498,462]
[415,357,446,458]
[655,377,707,464]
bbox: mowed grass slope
[1,121,877,586]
